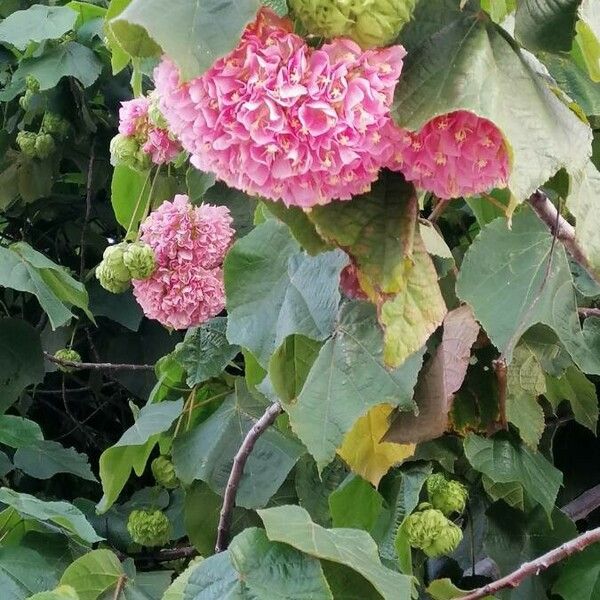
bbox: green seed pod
[110,134,151,172]
[289,0,417,48]
[151,456,179,489]
[426,473,468,516]
[34,133,56,159]
[53,349,82,373]
[16,131,38,158]
[404,508,463,558]
[96,243,132,294]
[127,509,171,547]
[123,242,156,280]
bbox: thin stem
[458,527,600,600]
[428,197,450,223]
[215,402,283,553]
[578,308,600,319]
[44,351,154,371]
[563,484,600,522]
[112,575,127,600]
[79,141,95,277]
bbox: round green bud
[404,508,463,558]
[123,242,156,280]
[289,0,416,48]
[25,75,40,93]
[151,456,179,489]
[53,349,81,373]
[42,112,69,139]
[110,134,151,172]
[96,244,132,294]
[16,131,38,158]
[19,89,34,111]
[127,509,171,547]
[426,473,468,516]
[34,133,56,159]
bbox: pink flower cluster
[132,195,235,330]
[386,111,509,199]
[118,96,181,166]
[154,9,405,207]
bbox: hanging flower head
[132,195,235,330]
[387,111,510,199]
[153,8,405,208]
[111,94,181,171]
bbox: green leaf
[172,382,303,508]
[59,550,123,600]
[567,161,600,275]
[553,543,600,600]
[464,434,562,515]
[321,562,382,600]
[385,305,479,444]
[0,318,44,413]
[392,11,592,200]
[14,41,102,90]
[111,0,261,81]
[182,552,240,599]
[0,5,77,51]
[0,488,102,544]
[110,165,150,233]
[225,219,347,367]
[0,451,12,477]
[162,558,203,600]
[482,476,525,511]
[173,317,239,387]
[186,168,216,204]
[287,301,423,471]
[515,0,580,53]
[267,335,321,403]
[97,399,183,513]
[0,546,61,600]
[0,415,43,448]
[259,505,413,600]
[576,0,600,82]
[228,528,333,599]
[545,365,599,432]
[456,207,600,373]
[13,440,96,481]
[183,482,222,556]
[485,504,576,600]
[505,344,547,448]
[329,475,383,532]
[27,585,80,600]
[0,243,92,329]
[260,0,288,16]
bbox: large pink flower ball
[153,8,406,208]
[387,111,510,199]
[132,195,235,330]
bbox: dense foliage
[1,0,600,598]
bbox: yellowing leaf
[338,404,415,486]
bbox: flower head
[132,194,235,330]
[404,508,463,558]
[426,473,468,516]
[153,8,406,207]
[123,242,156,280]
[387,111,509,199]
[127,509,171,547]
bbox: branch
[563,484,600,522]
[457,527,600,600]
[215,402,283,553]
[528,190,600,284]
[80,142,95,277]
[44,351,155,371]
[579,308,600,319]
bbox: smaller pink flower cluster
[132,195,235,330]
[386,111,509,200]
[154,9,405,207]
[118,96,181,166]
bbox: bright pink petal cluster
[386,111,509,199]
[132,195,235,330]
[153,9,405,207]
[117,97,181,166]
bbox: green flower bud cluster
[42,112,70,139]
[148,95,168,129]
[110,134,151,172]
[19,77,42,111]
[289,0,416,48]
[426,473,468,516]
[96,241,156,294]
[54,349,82,373]
[127,509,171,547]
[151,456,179,489]
[404,507,463,558]
[16,131,56,159]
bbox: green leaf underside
[0,546,61,600]
[59,549,123,600]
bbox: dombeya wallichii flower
[34,133,56,159]
[110,134,152,172]
[426,473,468,516]
[53,349,81,373]
[404,508,463,558]
[289,0,416,48]
[16,131,37,158]
[127,509,171,547]
[42,112,70,139]
[96,243,132,294]
[151,456,179,489]
[123,242,156,280]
